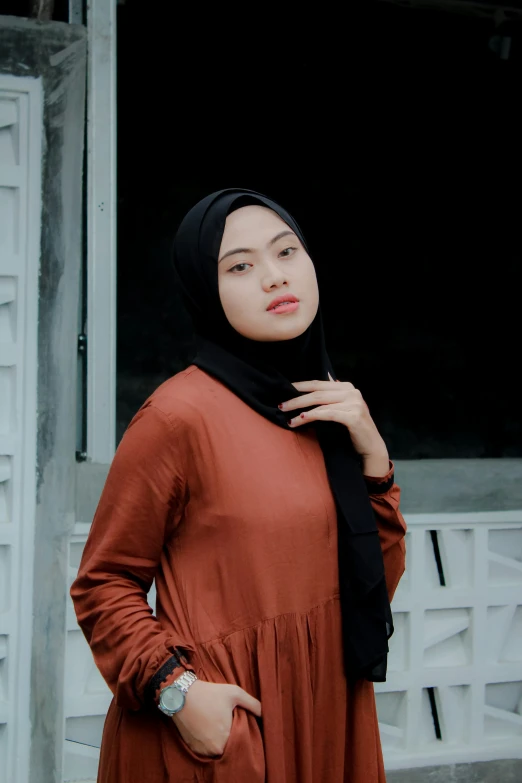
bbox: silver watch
[158,670,198,716]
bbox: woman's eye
[279,246,296,258]
[229,262,251,273]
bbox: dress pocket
[173,705,238,765]
[162,707,265,782]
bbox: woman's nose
[261,261,288,291]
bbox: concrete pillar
[0,17,86,783]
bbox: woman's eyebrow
[268,230,297,247]
[218,245,252,264]
[218,230,297,264]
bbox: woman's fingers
[288,403,351,428]
[230,684,262,717]
[281,388,362,412]
[292,380,354,392]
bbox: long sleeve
[364,462,407,602]
[70,402,195,711]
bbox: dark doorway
[116,2,522,458]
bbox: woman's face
[217,205,319,342]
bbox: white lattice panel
[0,75,42,783]
[64,523,112,782]
[65,510,522,780]
[64,523,156,782]
[377,510,522,770]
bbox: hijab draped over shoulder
[173,188,393,682]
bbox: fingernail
[300,413,306,419]
[278,403,285,410]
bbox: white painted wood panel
[0,74,42,783]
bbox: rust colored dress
[71,366,406,783]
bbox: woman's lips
[267,301,300,314]
[267,294,300,313]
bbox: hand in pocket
[172,681,262,758]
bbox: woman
[71,188,406,783]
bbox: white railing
[63,510,522,780]
[377,510,522,770]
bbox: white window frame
[86,0,117,465]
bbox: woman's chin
[244,322,311,343]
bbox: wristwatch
[158,670,198,716]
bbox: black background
[115,1,521,457]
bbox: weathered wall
[395,459,522,513]
[0,16,86,783]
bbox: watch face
[160,686,185,713]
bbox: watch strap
[149,653,183,705]
[172,670,198,693]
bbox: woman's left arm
[364,462,407,602]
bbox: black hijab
[173,188,393,682]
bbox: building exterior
[0,5,521,782]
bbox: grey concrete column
[0,17,87,783]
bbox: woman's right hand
[172,680,262,758]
